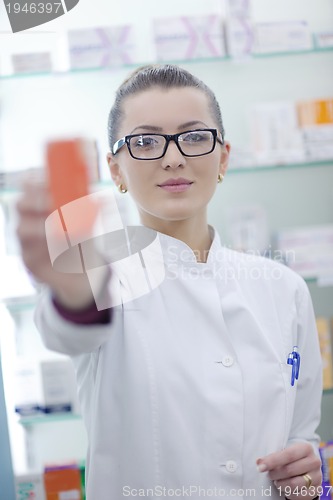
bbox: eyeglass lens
[129,130,215,159]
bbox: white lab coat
[35,227,322,500]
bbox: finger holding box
[16,139,106,310]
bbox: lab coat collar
[156,225,224,268]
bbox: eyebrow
[129,120,209,134]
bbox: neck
[139,213,212,263]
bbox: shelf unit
[0,45,332,81]
[18,413,82,426]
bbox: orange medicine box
[297,98,333,126]
[316,317,333,390]
[44,464,82,500]
[46,139,91,210]
[46,139,98,239]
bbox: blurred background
[0,0,332,498]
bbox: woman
[17,65,322,499]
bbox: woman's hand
[16,179,100,310]
[257,442,322,499]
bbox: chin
[155,208,198,222]
[139,199,204,224]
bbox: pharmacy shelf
[0,45,332,81]
[3,298,37,313]
[227,159,333,175]
[18,413,82,426]
[252,45,333,58]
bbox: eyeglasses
[112,128,224,160]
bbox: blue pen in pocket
[287,346,301,386]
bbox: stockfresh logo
[3,0,80,33]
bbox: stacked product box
[314,31,333,49]
[316,318,333,391]
[153,15,226,61]
[68,26,137,69]
[11,52,52,74]
[44,464,83,500]
[250,101,306,165]
[15,472,46,500]
[275,225,333,280]
[14,358,78,416]
[297,98,333,161]
[253,21,313,54]
[224,0,254,59]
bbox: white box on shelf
[15,472,46,500]
[304,142,333,161]
[302,124,333,142]
[11,52,52,74]
[39,358,77,414]
[314,32,333,49]
[14,358,78,415]
[253,21,313,54]
[228,147,256,169]
[225,16,254,58]
[275,225,333,279]
[250,101,306,165]
[276,225,333,249]
[153,15,226,61]
[68,25,137,69]
[300,122,333,161]
[13,360,41,416]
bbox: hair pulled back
[107,64,225,151]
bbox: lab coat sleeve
[286,279,323,454]
[34,288,114,356]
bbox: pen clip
[293,346,300,380]
[287,346,300,386]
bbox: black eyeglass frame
[112,128,225,160]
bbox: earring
[118,183,128,194]
[217,173,224,184]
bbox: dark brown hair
[107,64,225,151]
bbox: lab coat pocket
[279,361,298,447]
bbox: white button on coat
[226,460,238,473]
[35,227,323,500]
[222,355,234,367]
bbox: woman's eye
[135,136,158,148]
[182,132,205,142]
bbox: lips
[157,178,194,193]
[158,178,193,187]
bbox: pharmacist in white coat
[17,65,322,500]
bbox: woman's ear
[219,141,230,178]
[106,152,123,186]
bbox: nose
[160,139,186,169]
